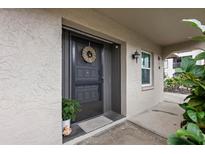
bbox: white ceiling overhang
[95,8,205,46]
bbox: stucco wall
[0,9,62,144]
[0,8,164,144]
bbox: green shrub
[164,76,182,89]
[168,19,205,145]
[62,98,80,121]
[164,76,189,94]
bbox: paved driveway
[129,92,187,138]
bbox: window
[173,56,192,68]
[141,51,152,86]
[173,57,181,68]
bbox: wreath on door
[82,46,96,63]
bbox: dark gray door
[71,35,103,122]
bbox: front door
[71,34,103,122]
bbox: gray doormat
[78,116,113,133]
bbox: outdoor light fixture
[132,50,141,63]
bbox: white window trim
[141,50,153,87]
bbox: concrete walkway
[163,92,188,104]
[77,92,187,144]
[78,121,166,145]
[129,92,187,138]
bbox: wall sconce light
[132,50,141,63]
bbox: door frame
[62,21,126,117]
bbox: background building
[164,50,205,78]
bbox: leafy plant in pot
[62,98,80,136]
[168,19,205,145]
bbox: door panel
[71,35,103,122]
[75,85,99,103]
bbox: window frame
[141,50,153,87]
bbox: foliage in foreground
[168,19,205,145]
[168,123,205,145]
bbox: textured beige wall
[0,9,62,144]
[0,8,164,144]
[49,9,164,117]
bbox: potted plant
[62,98,80,136]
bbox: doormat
[78,116,113,133]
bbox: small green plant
[168,19,205,145]
[62,98,80,121]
